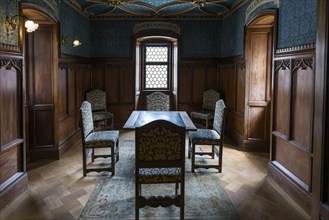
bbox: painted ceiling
[70,0,247,19]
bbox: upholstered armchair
[80,101,119,176]
[135,119,185,220]
[146,92,170,111]
[190,89,220,128]
[86,89,114,130]
[188,99,226,172]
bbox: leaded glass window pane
[145,65,168,88]
[146,47,168,62]
[144,45,169,89]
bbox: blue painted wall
[59,1,90,57]
[90,20,135,58]
[277,0,317,49]
[220,0,318,57]
[176,20,221,59]
[221,3,247,58]
[2,0,318,59]
[88,0,318,58]
[91,20,222,59]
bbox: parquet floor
[0,130,310,220]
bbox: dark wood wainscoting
[219,57,246,150]
[90,60,135,128]
[268,49,315,214]
[0,56,28,210]
[58,59,92,156]
[178,60,220,112]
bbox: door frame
[22,3,59,164]
[312,0,329,218]
[244,9,277,152]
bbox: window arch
[142,42,171,90]
[135,36,178,110]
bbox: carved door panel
[245,27,273,152]
[25,24,55,161]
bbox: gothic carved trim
[0,58,22,71]
[275,43,315,54]
[274,60,290,72]
[59,62,68,71]
[292,58,313,72]
[236,62,246,70]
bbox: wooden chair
[86,89,114,130]
[135,119,185,220]
[146,92,170,111]
[188,99,226,172]
[190,89,220,128]
[80,101,119,176]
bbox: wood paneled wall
[268,50,315,214]
[57,58,91,155]
[178,61,220,112]
[58,58,223,130]
[219,57,246,149]
[0,56,27,210]
[90,60,135,128]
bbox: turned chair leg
[212,145,215,159]
[188,139,191,159]
[111,145,115,176]
[83,148,87,177]
[191,144,196,172]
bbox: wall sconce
[5,15,39,33]
[61,35,82,48]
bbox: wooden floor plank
[0,130,310,220]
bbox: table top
[122,111,197,131]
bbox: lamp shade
[25,20,39,32]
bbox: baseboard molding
[226,128,269,152]
[226,128,243,148]
[0,172,28,210]
[268,161,311,214]
[59,130,81,157]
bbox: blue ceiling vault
[71,0,246,19]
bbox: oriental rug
[79,139,239,220]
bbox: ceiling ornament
[71,0,248,19]
[106,0,121,8]
[192,0,206,8]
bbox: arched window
[135,36,178,110]
[142,42,171,90]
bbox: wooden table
[123,111,197,131]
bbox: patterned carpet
[79,139,239,220]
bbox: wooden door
[26,24,56,161]
[244,27,273,152]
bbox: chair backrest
[202,89,220,111]
[146,92,170,111]
[86,89,107,111]
[213,99,226,137]
[80,101,94,138]
[135,119,185,168]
